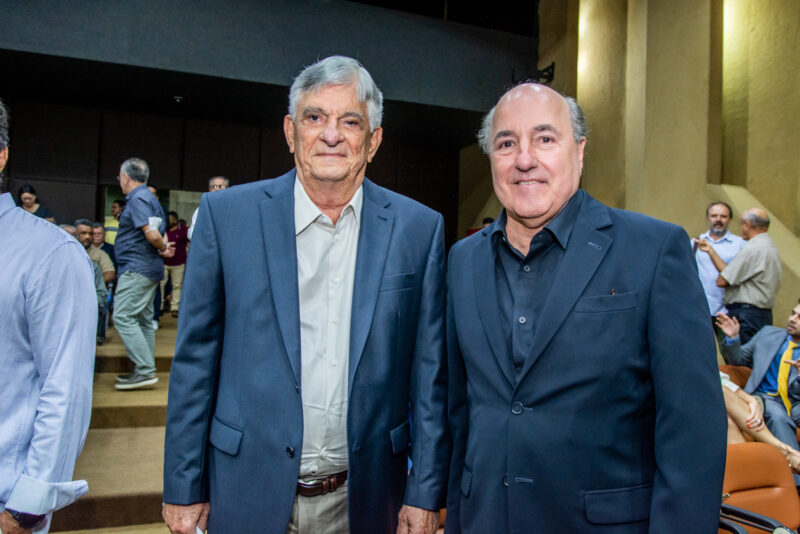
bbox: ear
[0,146,8,173]
[283,115,296,154]
[576,137,586,172]
[366,126,383,163]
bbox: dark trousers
[727,304,772,345]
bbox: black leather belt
[296,470,348,497]
[728,303,769,311]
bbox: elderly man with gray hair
[698,207,782,343]
[113,157,174,390]
[163,56,449,534]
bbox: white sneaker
[152,320,159,331]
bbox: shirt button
[334,234,341,241]
[523,265,531,272]
[330,360,338,366]
[333,277,340,284]
[518,316,527,325]
[511,402,524,415]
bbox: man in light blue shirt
[0,98,96,533]
[693,201,744,342]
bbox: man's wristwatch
[6,508,47,529]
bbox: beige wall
[722,0,800,234]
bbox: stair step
[50,427,165,532]
[91,373,169,428]
[95,320,176,374]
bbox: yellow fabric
[104,217,119,245]
[775,341,798,416]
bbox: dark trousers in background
[727,304,773,345]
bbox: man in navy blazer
[162,57,448,534]
[445,83,726,533]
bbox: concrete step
[50,427,165,532]
[91,373,169,429]
[95,320,176,374]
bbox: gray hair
[743,210,770,230]
[92,221,105,230]
[60,224,76,236]
[477,85,588,154]
[209,176,229,188]
[121,157,149,183]
[288,56,383,132]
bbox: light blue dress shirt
[694,230,745,315]
[0,193,96,532]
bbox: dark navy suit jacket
[446,191,726,533]
[163,170,449,533]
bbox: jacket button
[286,446,295,458]
[503,475,509,487]
[511,401,523,415]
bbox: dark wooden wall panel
[259,126,294,180]
[7,177,97,226]
[396,144,459,247]
[100,111,183,188]
[366,139,398,192]
[12,101,100,184]
[183,120,260,189]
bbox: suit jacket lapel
[517,195,612,384]
[472,228,516,388]
[348,179,394,392]
[259,171,301,386]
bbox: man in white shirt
[163,56,448,534]
[693,201,744,343]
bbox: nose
[320,119,342,146]
[515,141,538,172]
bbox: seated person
[718,302,800,477]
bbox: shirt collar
[491,189,584,253]
[701,230,734,243]
[294,177,363,236]
[0,192,15,218]
[125,183,148,200]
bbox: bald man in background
[697,207,781,343]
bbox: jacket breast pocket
[380,272,416,292]
[584,483,653,524]
[574,291,638,313]
[209,416,243,456]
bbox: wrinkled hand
[163,502,209,534]
[715,313,740,339]
[0,510,33,534]
[396,505,439,534]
